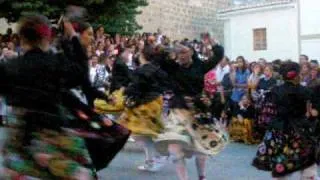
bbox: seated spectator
[229,95,256,144]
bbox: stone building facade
[136,0,230,42]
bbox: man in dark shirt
[159,44,224,99]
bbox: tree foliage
[0,0,148,34]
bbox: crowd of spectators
[0,26,319,142]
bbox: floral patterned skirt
[252,128,316,177]
[253,102,277,141]
[2,128,95,179]
[155,108,229,157]
[229,117,259,144]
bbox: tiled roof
[218,0,295,14]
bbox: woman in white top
[248,63,263,98]
[89,55,100,84]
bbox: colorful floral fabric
[155,108,229,157]
[1,110,95,179]
[252,128,316,177]
[253,101,277,141]
[3,130,94,179]
[204,70,217,97]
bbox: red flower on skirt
[275,164,285,173]
[204,70,217,96]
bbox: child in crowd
[229,94,256,144]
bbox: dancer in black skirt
[252,61,319,179]
[0,15,129,179]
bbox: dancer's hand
[77,110,89,120]
[237,115,244,122]
[106,96,116,105]
[184,96,193,103]
[200,96,211,106]
[103,117,113,127]
[311,109,318,117]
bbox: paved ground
[0,128,314,180]
[99,142,272,180]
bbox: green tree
[0,0,148,34]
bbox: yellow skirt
[118,96,164,138]
[229,117,258,144]
[94,88,125,114]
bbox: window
[253,28,267,51]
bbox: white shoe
[137,159,165,172]
[128,137,135,142]
[105,114,116,121]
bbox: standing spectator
[95,25,105,45]
[258,58,267,68]
[221,62,237,105]
[310,59,319,70]
[215,56,230,84]
[87,44,94,58]
[299,54,309,65]
[300,62,311,86]
[248,63,262,96]
[121,48,134,70]
[308,68,320,88]
[271,59,282,84]
[95,41,105,56]
[105,37,112,51]
[93,55,114,92]
[89,55,100,83]
[106,44,116,56]
[231,56,250,104]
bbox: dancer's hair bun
[280,61,300,80]
[18,14,51,46]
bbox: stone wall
[136,0,230,42]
